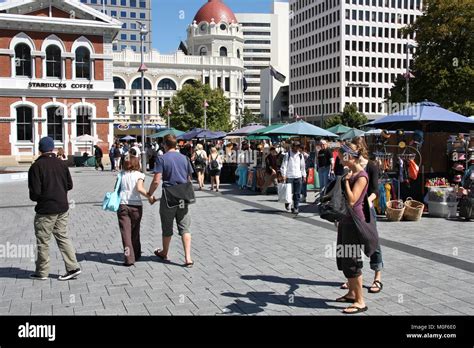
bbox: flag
[166,109,172,116]
[178,41,189,55]
[203,100,209,108]
[243,77,248,93]
[403,71,415,80]
[295,112,302,120]
[270,65,286,83]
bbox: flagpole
[269,70,273,126]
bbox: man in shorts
[147,134,194,267]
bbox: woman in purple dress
[336,143,369,314]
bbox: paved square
[0,168,473,316]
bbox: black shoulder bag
[346,193,379,257]
[163,182,196,208]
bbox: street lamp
[238,101,243,129]
[138,21,148,172]
[405,42,416,106]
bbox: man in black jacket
[94,145,104,171]
[28,137,81,281]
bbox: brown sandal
[368,280,383,294]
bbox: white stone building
[112,0,245,135]
[236,1,290,117]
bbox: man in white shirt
[132,142,141,157]
[280,141,306,215]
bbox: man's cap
[39,137,54,153]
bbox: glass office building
[80,0,152,52]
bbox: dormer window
[220,24,227,31]
[200,23,208,32]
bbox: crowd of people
[27,133,390,314]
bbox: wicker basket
[386,200,405,222]
[404,197,424,221]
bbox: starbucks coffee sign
[28,82,94,89]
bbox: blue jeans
[369,206,383,272]
[318,166,330,191]
[288,178,302,210]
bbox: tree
[160,81,232,131]
[241,107,262,126]
[324,104,368,129]
[388,0,474,116]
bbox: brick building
[0,0,121,166]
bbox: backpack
[318,176,348,222]
[195,152,206,168]
[210,155,219,170]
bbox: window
[47,107,63,141]
[157,78,177,90]
[46,45,62,78]
[16,106,33,141]
[76,106,92,136]
[199,46,207,56]
[237,49,241,59]
[75,47,91,79]
[219,47,228,57]
[131,78,152,90]
[14,44,32,77]
[113,76,126,89]
[225,77,230,92]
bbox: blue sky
[152,0,288,53]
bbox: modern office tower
[79,0,152,52]
[289,0,424,123]
[236,1,289,117]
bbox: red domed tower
[187,0,243,59]
[193,0,238,24]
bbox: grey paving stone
[1,169,473,316]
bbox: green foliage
[388,0,474,115]
[242,108,262,126]
[160,81,232,131]
[324,104,368,129]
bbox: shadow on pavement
[0,267,61,279]
[220,275,343,314]
[76,251,183,267]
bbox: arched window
[183,79,196,87]
[16,106,33,141]
[76,106,92,136]
[237,49,241,59]
[219,47,228,57]
[47,106,63,141]
[14,44,32,77]
[113,76,126,89]
[157,78,177,91]
[75,47,91,79]
[199,46,207,56]
[131,77,152,90]
[46,45,62,78]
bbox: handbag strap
[114,172,123,193]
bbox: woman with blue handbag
[116,155,150,266]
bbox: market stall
[365,101,474,220]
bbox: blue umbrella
[365,101,474,132]
[340,128,366,140]
[178,128,226,141]
[178,128,205,141]
[267,120,338,138]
